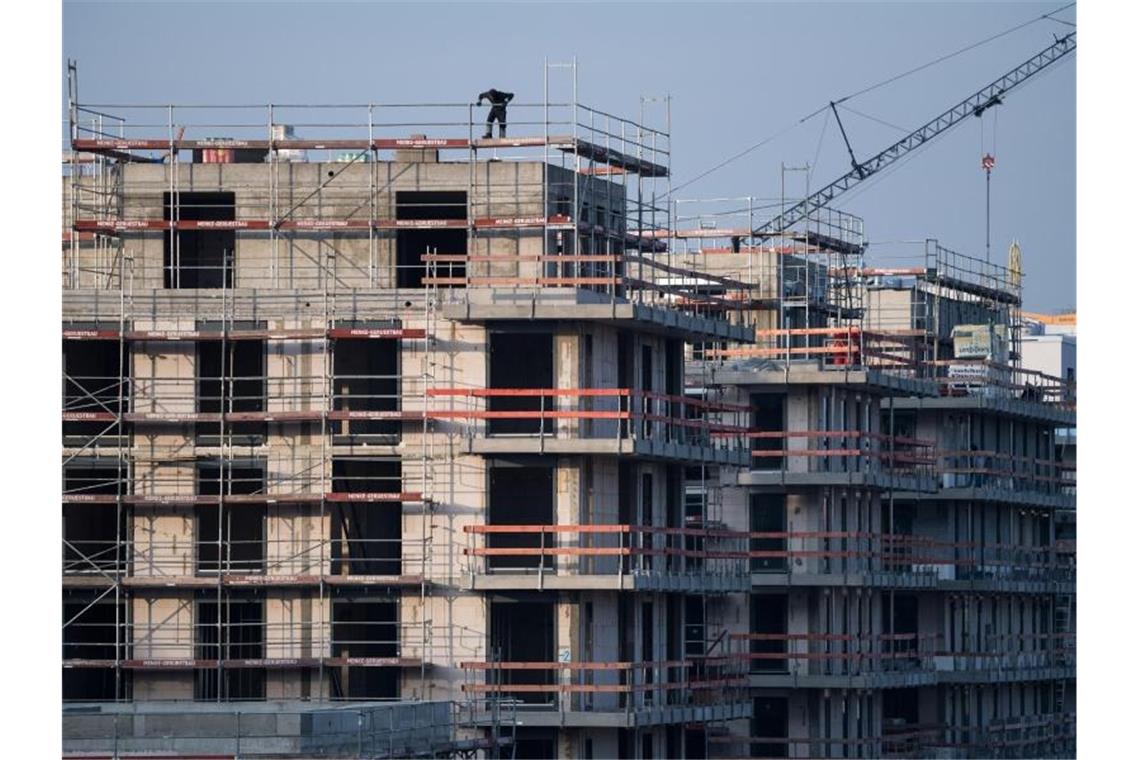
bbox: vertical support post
[169,104,178,289]
[368,104,376,287]
[114,250,127,698]
[216,247,228,702]
[268,103,277,288]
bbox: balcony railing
[743,430,935,478]
[460,656,746,714]
[732,631,1075,677]
[749,531,1076,583]
[935,449,1074,497]
[463,524,748,585]
[427,387,750,453]
[734,632,940,676]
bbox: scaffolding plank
[374,137,469,149]
[64,656,423,670]
[473,214,572,229]
[116,574,426,588]
[63,412,428,426]
[61,492,424,505]
[63,327,426,340]
[73,215,585,235]
[558,139,669,178]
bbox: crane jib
[752,32,1075,237]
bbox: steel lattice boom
[753,32,1075,238]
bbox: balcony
[427,251,756,344]
[935,631,1075,683]
[896,449,1075,508]
[734,632,941,689]
[925,713,1076,758]
[739,430,938,491]
[462,524,749,592]
[428,387,751,465]
[748,532,1076,592]
[459,657,750,728]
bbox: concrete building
[658,201,1075,758]
[62,84,1075,758]
[62,85,757,758]
[1021,312,1076,390]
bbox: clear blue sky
[62,0,1076,310]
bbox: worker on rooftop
[477,88,514,139]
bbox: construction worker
[477,88,514,139]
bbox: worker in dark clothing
[477,88,514,138]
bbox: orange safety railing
[929,358,1076,407]
[423,251,756,323]
[708,716,1075,759]
[708,725,947,760]
[460,656,746,713]
[747,531,1076,583]
[934,449,1074,496]
[732,632,941,676]
[933,713,1076,756]
[732,631,1075,677]
[427,387,751,451]
[740,430,935,476]
[462,523,748,582]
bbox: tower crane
[752,32,1075,238]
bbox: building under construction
[62,59,1075,759]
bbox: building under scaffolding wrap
[61,62,1074,758]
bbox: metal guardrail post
[235,710,241,759]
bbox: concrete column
[555,330,580,440]
[556,458,581,575]
[556,597,578,716]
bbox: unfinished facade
[63,70,758,758]
[678,201,1076,758]
[62,72,1075,759]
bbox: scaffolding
[670,187,866,367]
[63,63,763,760]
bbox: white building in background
[1022,311,1076,385]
